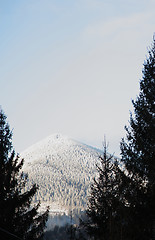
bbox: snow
[21,134,101,214]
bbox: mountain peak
[22,134,101,212]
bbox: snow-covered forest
[22,134,101,212]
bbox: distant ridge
[22,134,101,213]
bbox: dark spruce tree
[120,36,155,239]
[0,109,49,240]
[82,141,126,240]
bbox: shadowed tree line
[78,35,155,240]
[0,35,154,240]
[0,109,49,240]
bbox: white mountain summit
[22,134,101,214]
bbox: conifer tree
[82,141,126,240]
[120,35,155,239]
[0,108,49,240]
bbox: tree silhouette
[0,108,49,240]
[120,35,155,239]
[82,141,126,240]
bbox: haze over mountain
[22,134,102,215]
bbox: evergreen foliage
[0,109,49,240]
[79,36,155,240]
[120,35,155,239]
[82,141,126,240]
[44,224,79,240]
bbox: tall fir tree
[0,108,49,240]
[120,35,155,239]
[82,141,126,240]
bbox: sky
[0,0,155,157]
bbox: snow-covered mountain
[22,134,102,214]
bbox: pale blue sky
[0,0,155,156]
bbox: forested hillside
[22,134,101,213]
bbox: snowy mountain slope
[22,134,102,213]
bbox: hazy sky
[0,0,155,156]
